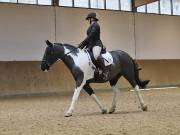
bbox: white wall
[0,4,55,61]
[135,13,180,59]
[0,3,180,60]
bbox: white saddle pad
[102,52,114,66]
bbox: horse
[41,40,150,117]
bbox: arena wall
[0,60,180,96]
[0,4,55,61]
[0,3,180,95]
[135,13,180,59]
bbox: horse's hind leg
[124,72,147,111]
[83,84,107,114]
[109,86,118,114]
[134,85,147,111]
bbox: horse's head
[41,40,60,71]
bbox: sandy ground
[0,88,180,135]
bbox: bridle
[42,44,79,66]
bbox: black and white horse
[41,40,150,117]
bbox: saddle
[85,49,114,69]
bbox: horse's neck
[63,44,77,54]
[54,43,76,57]
[61,44,80,69]
[60,45,95,81]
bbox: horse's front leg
[83,84,107,114]
[109,86,119,113]
[65,81,85,117]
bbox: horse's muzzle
[41,61,50,71]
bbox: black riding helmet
[86,12,99,21]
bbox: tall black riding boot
[96,56,109,80]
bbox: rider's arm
[79,24,99,48]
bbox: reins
[61,44,109,63]
[61,44,79,59]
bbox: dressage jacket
[79,21,103,51]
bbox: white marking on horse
[134,85,147,111]
[64,47,97,116]
[109,86,118,113]
[91,94,106,113]
[65,82,85,117]
[64,47,94,80]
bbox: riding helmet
[86,12,99,21]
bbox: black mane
[59,43,79,56]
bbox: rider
[78,12,108,79]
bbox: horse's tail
[133,60,150,89]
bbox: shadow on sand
[80,110,145,117]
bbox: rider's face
[88,18,95,24]
[88,18,91,24]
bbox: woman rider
[78,12,108,79]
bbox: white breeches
[92,46,102,60]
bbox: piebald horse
[41,40,150,117]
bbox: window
[121,0,131,11]
[147,1,159,14]
[74,0,88,8]
[106,0,119,10]
[59,0,73,6]
[90,0,104,9]
[2,0,180,17]
[0,0,17,3]
[0,0,52,5]
[38,0,51,5]
[18,0,36,4]
[160,0,171,14]
[173,0,180,15]
[137,5,146,13]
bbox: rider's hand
[78,42,85,49]
[78,44,82,49]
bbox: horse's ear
[45,40,53,47]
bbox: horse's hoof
[102,109,107,114]
[109,108,115,114]
[142,105,148,111]
[64,112,72,117]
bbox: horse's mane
[54,43,77,50]
[54,42,79,57]
[63,43,77,50]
